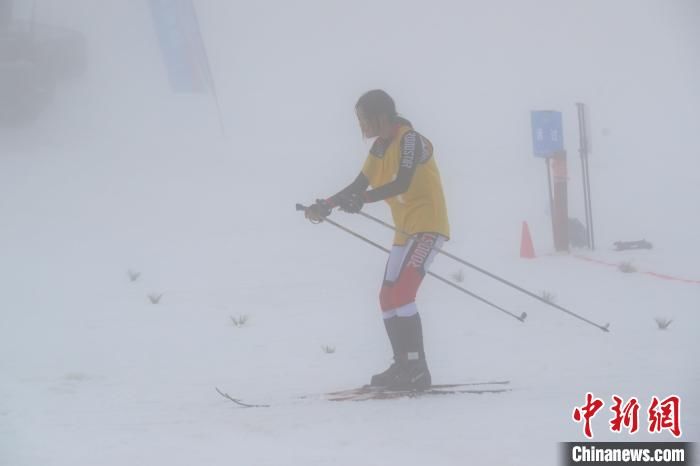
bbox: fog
[1,1,699,464]
[5,0,699,260]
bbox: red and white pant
[379,232,446,319]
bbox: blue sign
[531,111,564,158]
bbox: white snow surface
[1,1,699,465]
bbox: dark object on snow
[215,388,270,408]
[614,240,653,251]
[655,318,672,330]
[568,217,588,248]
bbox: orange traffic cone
[520,221,535,259]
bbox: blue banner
[149,0,213,93]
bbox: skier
[305,89,450,390]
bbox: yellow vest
[362,125,450,245]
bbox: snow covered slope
[1,1,698,465]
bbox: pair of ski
[323,380,511,401]
[216,380,510,408]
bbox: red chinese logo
[648,395,681,438]
[572,392,605,439]
[609,395,640,434]
[573,394,682,438]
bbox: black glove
[305,199,333,223]
[337,192,365,214]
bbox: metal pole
[586,154,595,250]
[584,154,596,249]
[576,103,596,250]
[583,157,592,249]
[546,157,555,244]
[576,103,592,249]
[296,204,527,323]
[356,210,610,332]
[191,3,226,136]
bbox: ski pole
[296,204,526,323]
[357,210,610,333]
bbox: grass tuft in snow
[230,315,249,327]
[450,269,465,283]
[321,345,336,354]
[618,261,637,273]
[655,317,673,330]
[127,269,141,282]
[148,293,164,304]
[540,290,557,304]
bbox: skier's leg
[383,233,445,389]
[370,241,415,386]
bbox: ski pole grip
[296,203,308,211]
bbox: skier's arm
[305,172,368,221]
[363,131,420,203]
[324,172,369,207]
